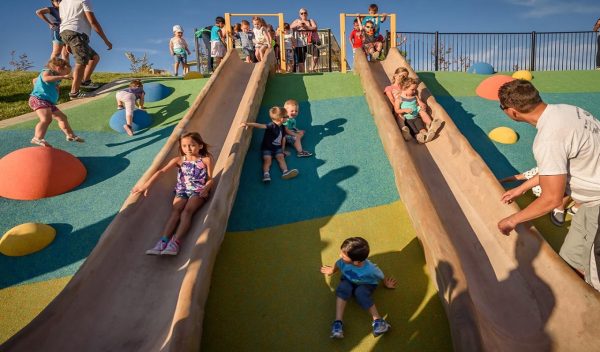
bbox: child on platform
[134,132,214,256]
[252,17,271,62]
[283,23,296,72]
[29,57,84,147]
[240,106,299,182]
[283,99,312,157]
[170,25,191,76]
[116,79,145,136]
[359,19,385,60]
[349,19,363,55]
[361,3,387,37]
[239,20,257,63]
[211,17,227,69]
[396,77,442,143]
[321,236,397,339]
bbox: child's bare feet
[117,104,124,110]
[123,124,134,136]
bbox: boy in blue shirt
[321,237,397,339]
[361,4,387,37]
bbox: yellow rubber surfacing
[202,201,451,351]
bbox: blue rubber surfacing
[227,95,399,231]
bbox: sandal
[66,135,85,142]
[31,137,51,147]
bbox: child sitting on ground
[252,17,271,62]
[29,57,84,147]
[240,106,299,182]
[320,236,397,339]
[283,99,313,157]
[239,20,257,63]
[211,17,227,69]
[499,167,579,226]
[116,79,145,136]
[133,132,214,256]
[396,77,442,144]
[384,67,411,141]
[170,25,191,76]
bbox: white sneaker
[146,239,168,255]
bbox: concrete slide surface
[1,50,275,352]
[354,48,600,352]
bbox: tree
[124,52,154,74]
[8,50,34,71]
[431,43,471,71]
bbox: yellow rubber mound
[0,223,56,256]
[183,72,205,80]
[512,70,533,81]
[488,126,518,144]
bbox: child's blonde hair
[392,67,409,84]
[284,99,298,108]
[46,57,69,70]
[129,79,143,89]
[399,76,419,90]
[269,106,287,121]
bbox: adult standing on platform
[59,0,112,99]
[497,80,600,291]
[594,18,600,69]
[290,8,317,73]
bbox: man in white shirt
[59,0,112,99]
[497,80,600,290]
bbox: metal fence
[394,31,599,72]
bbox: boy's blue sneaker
[372,319,391,337]
[330,320,344,339]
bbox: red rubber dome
[0,147,87,200]
[475,75,515,101]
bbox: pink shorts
[29,96,60,112]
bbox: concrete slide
[354,48,600,352]
[1,50,275,351]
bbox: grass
[0,71,169,121]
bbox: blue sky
[1,0,599,73]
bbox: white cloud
[114,47,160,55]
[145,38,167,45]
[507,0,600,18]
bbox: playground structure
[2,10,600,351]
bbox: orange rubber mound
[475,75,515,101]
[0,147,86,200]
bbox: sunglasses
[300,12,307,14]
[365,26,373,29]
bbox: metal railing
[394,31,599,71]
